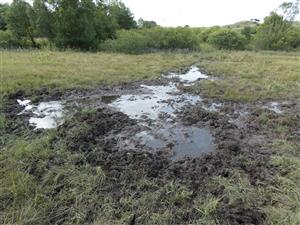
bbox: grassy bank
[0,50,197,95]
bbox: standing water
[17,100,64,129]
[109,66,216,160]
[17,66,216,160]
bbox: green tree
[33,0,54,39]
[53,0,98,49]
[6,0,37,47]
[255,12,300,50]
[52,0,117,49]
[0,4,9,30]
[255,0,300,50]
[93,3,118,41]
[241,26,256,40]
[108,0,136,29]
[137,18,158,28]
[278,0,299,21]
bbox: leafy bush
[99,29,149,53]
[35,38,51,49]
[0,31,51,49]
[255,12,300,50]
[198,26,221,42]
[241,26,257,40]
[208,29,246,50]
[100,27,199,53]
[147,27,199,50]
[0,30,16,48]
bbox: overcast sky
[1,0,299,27]
[122,0,300,27]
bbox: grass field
[1,50,299,101]
[0,50,197,95]
[193,51,300,101]
[1,49,300,225]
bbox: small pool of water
[16,66,216,160]
[268,102,283,114]
[109,83,201,120]
[17,100,64,129]
[165,66,209,83]
[135,124,215,160]
[109,66,215,159]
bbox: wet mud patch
[4,65,299,225]
[56,108,138,155]
[135,124,215,160]
[50,103,269,225]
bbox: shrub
[0,30,17,48]
[0,31,49,48]
[241,26,257,40]
[208,29,246,50]
[147,27,199,50]
[99,29,149,53]
[35,38,51,49]
[100,27,199,53]
[198,26,221,42]
[255,12,300,50]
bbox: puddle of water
[135,124,215,160]
[109,66,215,160]
[17,99,31,106]
[165,66,209,83]
[262,102,283,114]
[202,103,223,112]
[109,83,201,120]
[16,65,215,160]
[18,100,64,129]
[269,102,283,114]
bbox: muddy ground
[3,67,300,225]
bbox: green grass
[2,50,299,102]
[0,50,197,95]
[188,51,300,102]
[263,139,300,225]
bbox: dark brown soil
[4,83,299,225]
[51,104,274,224]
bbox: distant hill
[292,21,300,28]
[223,20,300,30]
[223,20,259,29]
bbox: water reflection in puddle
[267,102,283,114]
[135,125,215,160]
[109,83,201,120]
[165,66,209,83]
[16,66,216,159]
[202,103,223,112]
[109,66,215,159]
[18,100,64,129]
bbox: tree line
[0,0,138,49]
[0,0,299,51]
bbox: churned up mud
[3,66,300,224]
